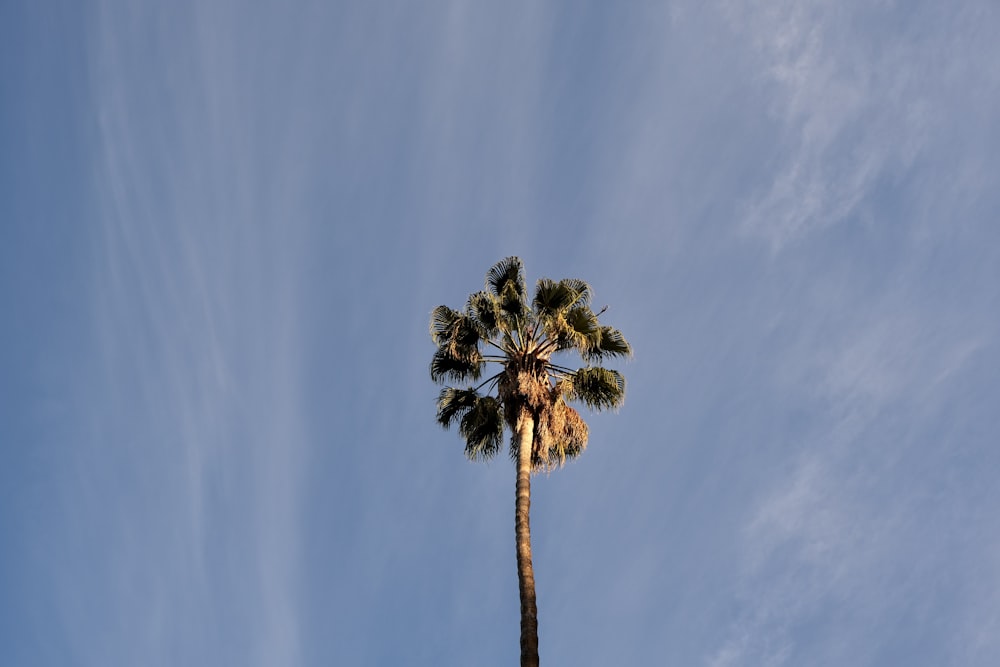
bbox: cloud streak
[70,2,314,663]
[6,1,998,665]
[723,0,998,250]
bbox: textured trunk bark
[515,410,539,667]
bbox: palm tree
[430,257,631,667]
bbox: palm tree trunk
[515,410,539,667]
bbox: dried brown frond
[532,393,589,472]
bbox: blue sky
[3,1,999,664]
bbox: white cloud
[79,2,308,663]
[706,290,993,665]
[720,0,954,250]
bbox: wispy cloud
[11,1,998,665]
[72,2,309,663]
[707,284,995,665]
[722,0,997,250]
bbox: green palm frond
[583,326,633,362]
[533,278,592,320]
[429,305,462,344]
[560,305,601,352]
[430,348,484,383]
[430,305,482,363]
[560,278,592,308]
[486,256,526,300]
[436,387,480,428]
[467,290,501,338]
[533,278,575,318]
[459,395,505,461]
[486,257,529,324]
[566,366,626,410]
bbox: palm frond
[550,403,589,466]
[560,278,592,308]
[430,305,478,345]
[583,326,633,362]
[430,348,484,383]
[467,290,501,338]
[566,366,626,410]
[486,256,526,300]
[486,257,529,326]
[436,387,480,428]
[533,278,574,318]
[430,306,457,342]
[430,305,483,363]
[535,400,589,471]
[459,395,505,461]
[561,305,601,352]
[533,278,593,320]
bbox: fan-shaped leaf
[561,306,601,352]
[486,256,526,300]
[431,306,479,347]
[584,326,633,362]
[430,348,483,383]
[487,257,529,326]
[533,278,593,321]
[467,291,501,338]
[533,278,574,318]
[430,305,462,344]
[460,395,505,461]
[436,387,479,428]
[568,366,626,410]
[560,278,592,309]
